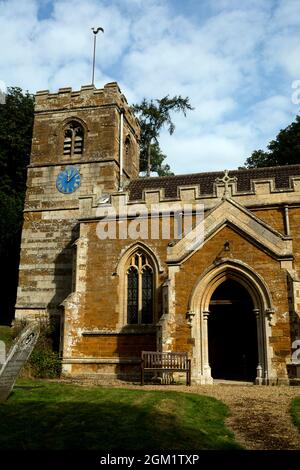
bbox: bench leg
[187,360,191,386]
[141,361,144,386]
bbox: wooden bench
[141,351,191,386]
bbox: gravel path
[59,378,300,450]
[137,383,300,450]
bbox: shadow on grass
[14,385,45,391]
[0,387,241,451]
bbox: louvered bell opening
[63,136,72,155]
[74,135,83,154]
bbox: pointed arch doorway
[208,279,258,381]
[188,260,274,384]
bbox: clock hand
[67,169,76,182]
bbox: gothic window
[63,121,84,156]
[126,252,154,324]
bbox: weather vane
[91,27,104,86]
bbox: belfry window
[126,252,154,324]
[63,121,84,156]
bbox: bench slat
[141,351,191,386]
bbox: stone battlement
[128,165,300,205]
[34,82,137,123]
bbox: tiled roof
[128,164,300,201]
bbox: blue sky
[1,0,300,174]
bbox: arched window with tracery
[63,121,84,157]
[126,252,154,324]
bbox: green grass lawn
[0,325,13,349]
[0,379,241,450]
[291,397,300,430]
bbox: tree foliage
[144,142,173,177]
[132,95,193,176]
[245,115,300,168]
[0,87,34,323]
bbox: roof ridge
[128,164,300,201]
[130,163,300,183]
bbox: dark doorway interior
[208,279,258,381]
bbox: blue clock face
[56,166,81,194]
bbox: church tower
[15,82,140,324]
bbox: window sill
[82,326,157,336]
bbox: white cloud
[0,0,299,172]
[248,95,294,135]
[0,0,130,90]
[160,133,247,174]
[271,0,300,29]
[0,80,6,92]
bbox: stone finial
[215,169,237,198]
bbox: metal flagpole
[91,27,104,86]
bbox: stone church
[15,82,300,384]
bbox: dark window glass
[126,252,154,325]
[142,266,153,324]
[127,266,138,324]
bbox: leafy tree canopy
[245,115,300,168]
[0,87,34,249]
[0,87,34,323]
[132,95,193,176]
[0,87,34,194]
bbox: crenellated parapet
[127,167,300,209]
[35,82,139,132]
